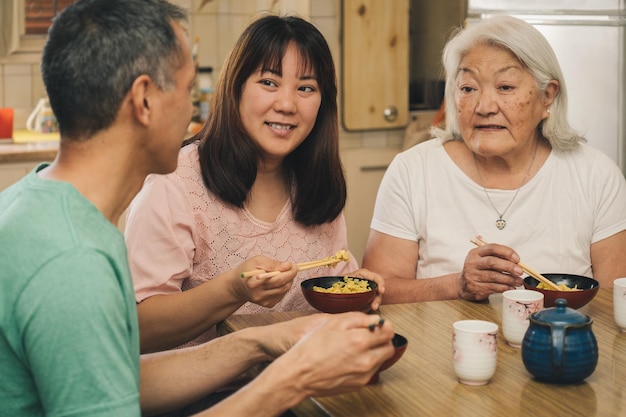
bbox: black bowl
[523,273,599,309]
[368,333,408,384]
[301,276,377,314]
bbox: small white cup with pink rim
[502,289,544,348]
[613,278,626,332]
[452,320,498,385]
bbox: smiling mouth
[266,122,295,130]
[476,125,505,129]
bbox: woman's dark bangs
[258,39,285,74]
[258,39,316,80]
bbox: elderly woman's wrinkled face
[454,45,552,157]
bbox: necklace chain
[474,143,538,230]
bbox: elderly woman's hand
[458,242,524,300]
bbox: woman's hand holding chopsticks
[232,256,298,308]
[239,251,386,310]
[455,236,525,301]
[471,236,561,291]
[235,252,348,309]
[241,250,351,279]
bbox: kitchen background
[0,0,463,262]
[0,0,464,142]
[3,0,623,262]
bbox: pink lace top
[125,143,357,344]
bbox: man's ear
[130,75,155,127]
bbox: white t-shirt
[371,138,626,279]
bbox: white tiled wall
[0,0,401,148]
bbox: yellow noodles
[313,277,371,294]
[536,282,581,291]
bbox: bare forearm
[139,327,272,415]
[194,364,307,417]
[383,274,461,303]
[138,275,245,353]
[192,314,395,417]
[590,230,626,288]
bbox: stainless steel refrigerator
[466,0,626,174]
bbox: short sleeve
[125,174,196,302]
[17,250,140,416]
[588,151,626,243]
[370,152,420,242]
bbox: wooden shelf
[24,0,75,35]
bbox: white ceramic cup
[452,320,498,385]
[613,278,626,332]
[502,289,544,348]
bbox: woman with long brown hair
[125,14,384,353]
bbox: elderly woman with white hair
[363,15,626,302]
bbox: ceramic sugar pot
[521,298,598,383]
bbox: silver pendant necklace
[474,143,538,230]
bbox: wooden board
[342,0,409,131]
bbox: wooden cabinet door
[342,0,409,131]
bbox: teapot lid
[530,298,591,326]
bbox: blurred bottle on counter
[191,35,200,64]
[187,35,214,133]
[197,66,214,123]
[190,36,202,125]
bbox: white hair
[434,15,584,151]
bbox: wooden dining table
[218,288,626,417]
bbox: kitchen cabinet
[341,0,409,131]
[341,146,399,264]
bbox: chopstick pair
[240,250,350,279]
[470,236,562,291]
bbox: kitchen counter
[0,130,59,163]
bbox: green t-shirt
[0,164,140,416]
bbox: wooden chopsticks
[470,236,562,291]
[240,250,350,279]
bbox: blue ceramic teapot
[521,298,598,383]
